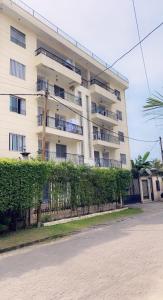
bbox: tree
[151,159,163,170]
[131,152,151,178]
[143,93,163,120]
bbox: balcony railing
[35,47,81,75]
[93,132,120,144]
[37,80,82,106]
[38,150,84,165]
[95,158,121,168]
[92,106,118,121]
[38,115,83,135]
[90,79,121,100]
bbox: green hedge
[0,160,131,226]
[0,159,51,213]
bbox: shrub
[0,159,131,229]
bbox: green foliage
[0,160,131,219]
[131,152,151,178]
[0,159,50,213]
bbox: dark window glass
[10,59,25,79]
[56,144,67,158]
[54,85,65,99]
[10,95,26,115]
[114,89,121,100]
[116,110,122,120]
[118,131,124,142]
[10,26,26,48]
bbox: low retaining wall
[32,202,118,223]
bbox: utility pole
[159,136,163,163]
[41,86,49,160]
[37,86,49,227]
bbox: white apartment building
[0,0,131,169]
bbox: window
[114,89,121,100]
[120,153,127,165]
[116,110,122,121]
[56,144,67,158]
[9,133,26,151]
[118,131,124,142]
[54,85,65,99]
[10,59,25,79]
[10,95,26,115]
[10,26,26,48]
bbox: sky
[24,0,163,160]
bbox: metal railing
[35,47,81,75]
[38,150,84,165]
[11,0,128,83]
[38,115,83,135]
[93,132,120,144]
[95,158,121,168]
[37,80,82,106]
[91,106,118,121]
[90,79,121,100]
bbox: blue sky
[25,0,163,159]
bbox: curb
[44,207,128,226]
[0,233,69,254]
[0,207,130,254]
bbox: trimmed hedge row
[0,160,131,228]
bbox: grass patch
[0,208,142,252]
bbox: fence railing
[37,80,82,106]
[38,115,83,135]
[95,158,121,168]
[91,106,118,121]
[38,150,84,165]
[11,0,128,83]
[93,132,120,144]
[90,79,121,101]
[35,47,81,75]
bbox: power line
[131,0,151,95]
[0,92,158,143]
[49,94,158,143]
[92,20,163,80]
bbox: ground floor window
[9,133,26,151]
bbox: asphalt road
[1,202,163,300]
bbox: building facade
[0,0,131,169]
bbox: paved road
[1,202,163,300]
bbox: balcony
[37,115,83,141]
[37,80,82,111]
[38,150,84,165]
[95,158,121,168]
[93,132,120,149]
[35,48,81,85]
[90,79,119,103]
[91,106,118,126]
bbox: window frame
[10,59,26,80]
[10,26,26,48]
[9,133,26,152]
[10,95,26,115]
